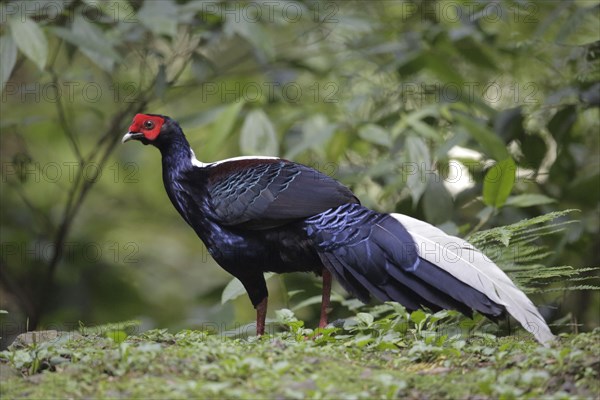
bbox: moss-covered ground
[1,306,598,399]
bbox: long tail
[305,204,555,346]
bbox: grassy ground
[1,306,599,399]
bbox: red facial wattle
[128,114,164,141]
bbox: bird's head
[122,113,183,147]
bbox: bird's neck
[159,135,194,174]
[157,136,221,250]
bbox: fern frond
[467,210,598,295]
[538,285,600,293]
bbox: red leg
[256,297,268,336]
[319,269,332,329]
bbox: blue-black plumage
[122,113,555,345]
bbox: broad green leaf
[405,135,431,205]
[355,312,374,326]
[0,35,17,92]
[182,105,234,130]
[285,115,336,159]
[137,0,178,37]
[82,0,134,22]
[291,295,323,312]
[105,330,128,343]
[398,106,442,140]
[407,118,440,140]
[505,194,557,208]
[454,113,509,161]
[221,273,275,304]
[483,158,516,208]
[191,53,215,82]
[423,177,453,225]
[397,52,427,77]
[50,16,121,72]
[221,277,245,304]
[8,17,47,71]
[358,124,392,147]
[240,109,278,156]
[292,292,343,312]
[425,52,464,85]
[224,18,275,60]
[274,308,297,324]
[287,290,304,299]
[454,37,498,71]
[73,16,120,71]
[214,102,245,137]
[201,101,245,157]
[410,309,427,325]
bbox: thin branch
[35,54,194,328]
[53,79,83,162]
[47,39,84,163]
[5,180,54,235]
[42,102,146,292]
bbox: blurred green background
[1,0,598,348]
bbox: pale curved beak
[122,132,145,143]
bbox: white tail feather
[391,213,555,346]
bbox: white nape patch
[189,151,279,169]
[190,149,207,168]
[207,155,280,167]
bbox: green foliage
[0,35,17,91]
[468,209,600,294]
[78,320,141,344]
[505,194,557,208]
[1,317,599,399]
[453,114,510,161]
[0,0,598,346]
[7,16,47,71]
[483,158,516,209]
[240,110,278,156]
[221,273,275,304]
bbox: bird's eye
[144,120,155,129]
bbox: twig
[47,40,84,163]
[34,55,193,328]
[5,180,54,235]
